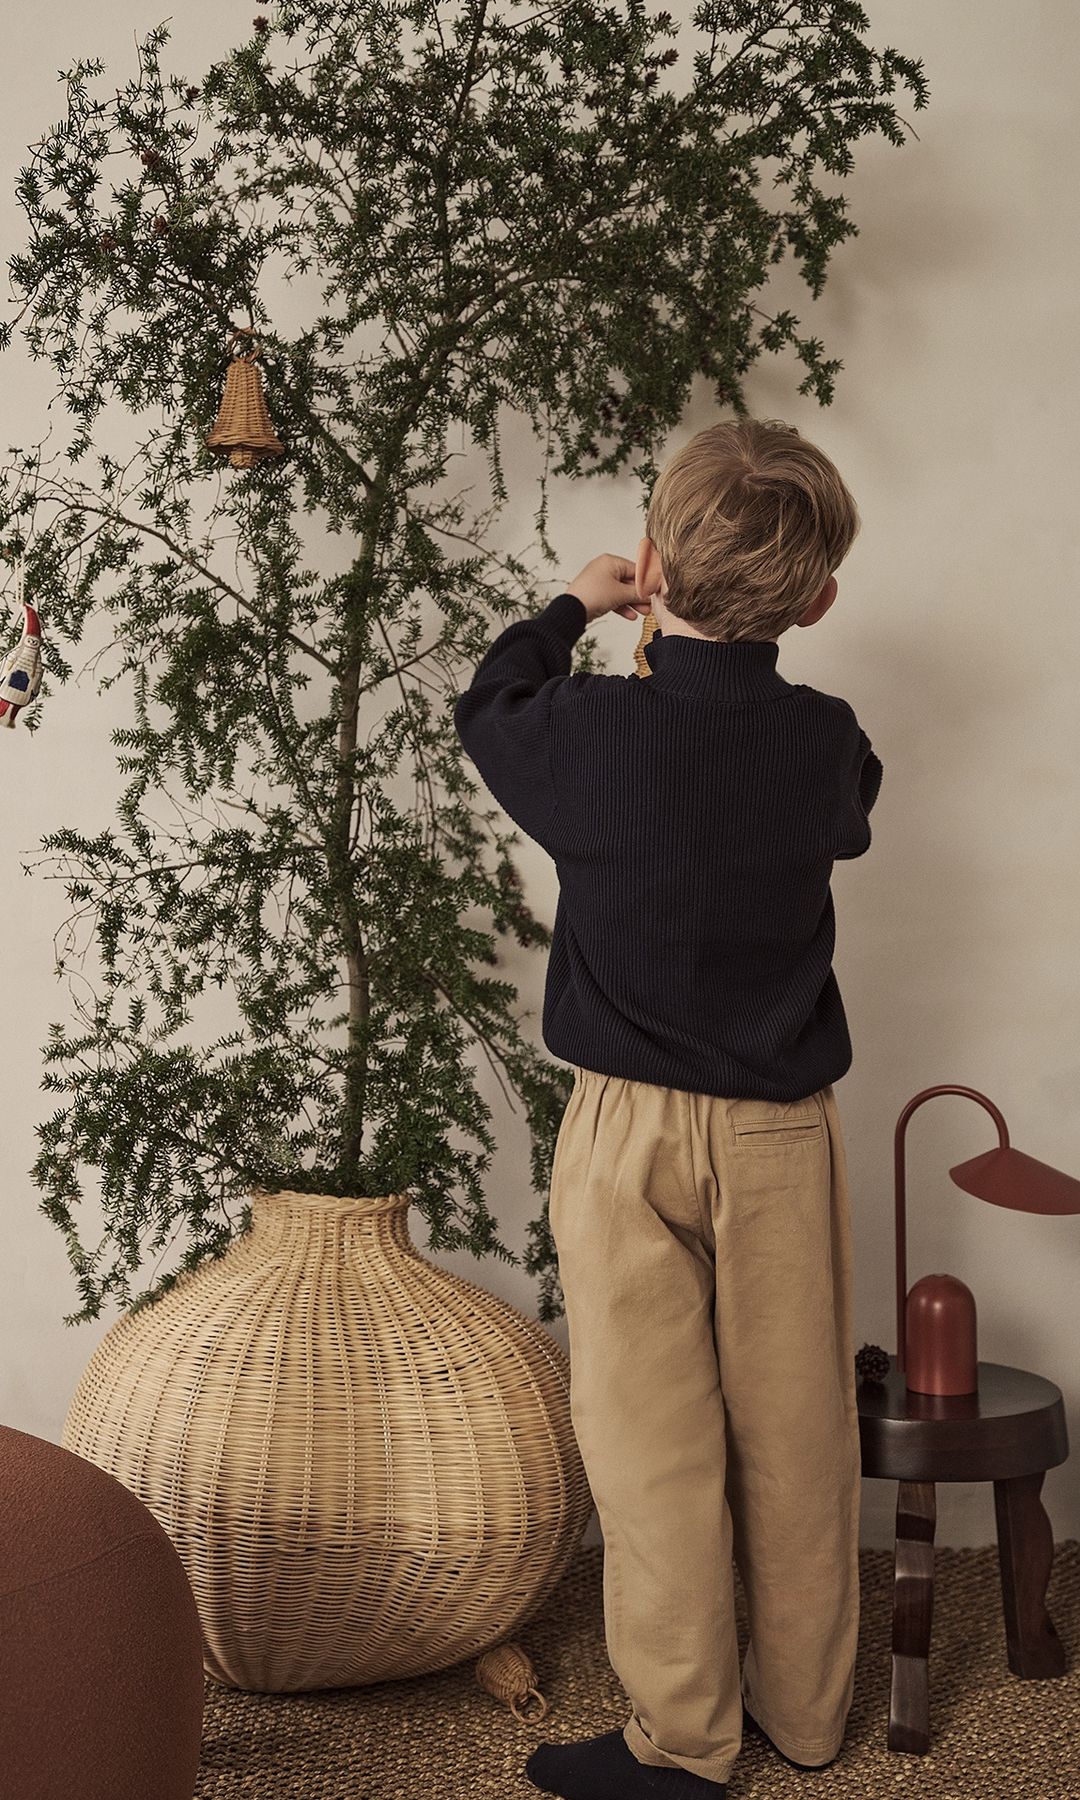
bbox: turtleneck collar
[642,629,795,702]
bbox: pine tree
[0,1,927,1324]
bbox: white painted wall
[2,2,1077,1551]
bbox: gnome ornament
[206,327,284,468]
[0,558,43,729]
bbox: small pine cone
[253,14,269,32]
[185,86,200,104]
[855,1342,891,1384]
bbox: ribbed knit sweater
[453,590,883,1102]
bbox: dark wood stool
[857,1356,1069,1754]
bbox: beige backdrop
[1,2,1077,1551]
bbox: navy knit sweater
[453,590,883,1101]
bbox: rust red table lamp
[895,1085,1080,1395]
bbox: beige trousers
[548,1065,862,1787]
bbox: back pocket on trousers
[730,1102,824,1147]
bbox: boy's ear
[795,573,838,628]
[636,535,665,601]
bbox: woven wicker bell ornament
[634,608,660,678]
[206,328,284,468]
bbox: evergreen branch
[417,966,520,1116]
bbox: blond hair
[644,417,860,640]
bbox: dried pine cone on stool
[855,1342,891,1384]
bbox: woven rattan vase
[61,1188,592,1693]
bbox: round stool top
[857,1357,1068,1483]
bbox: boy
[453,418,883,1799]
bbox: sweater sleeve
[452,591,588,848]
[857,728,884,818]
[834,724,884,860]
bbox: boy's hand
[563,554,652,623]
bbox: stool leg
[993,1471,1066,1679]
[888,1479,935,1754]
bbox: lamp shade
[949,1145,1080,1216]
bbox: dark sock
[741,1702,838,1771]
[524,1726,727,1799]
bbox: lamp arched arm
[894,1086,1009,1373]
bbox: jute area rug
[196,1540,1080,1799]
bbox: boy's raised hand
[563,554,652,623]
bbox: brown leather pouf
[0,1424,204,1800]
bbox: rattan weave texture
[205,331,284,466]
[62,1189,592,1693]
[634,609,660,678]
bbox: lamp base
[905,1273,977,1395]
